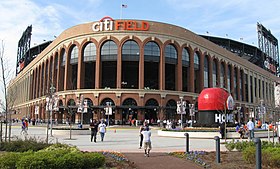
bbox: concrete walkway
[124,153,202,169]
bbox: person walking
[20,119,27,135]
[247,118,255,140]
[90,119,99,143]
[141,126,152,157]
[219,122,225,139]
[98,120,107,142]
[139,121,148,149]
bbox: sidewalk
[124,153,202,169]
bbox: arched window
[61,49,66,66]
[240,70,243,101]
[101,40,117,88]
[194,52,200,93]
[194,52,199,69]
[144,41,160,89]
[220,63,225,88]
[122,40,139,61]
[204,56,209,88]
[121,40,139,89]
[83,42,96,89]
[165,44,177,90]
[101,40,117,61]
[213,60,217,87]
[83,43,96,62]
[165,44,177,64]
[227,65,231,92]
[144,41,160,62]
[70,46,78,64]
[234,67,238,100]
[182,48,190,92]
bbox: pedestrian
[238,124,246,139]
[25,119,29,130]
[90,119,99,142]
[141,126,152,157]
[139,121,148,149]
[247,118,255,140]
[98,120,107,141]
[20,119,27,135]
[219,122,225,139]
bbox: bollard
[253,138,262,169]
[184,133,189,153]
[214,136,221,164]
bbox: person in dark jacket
[219,122,225,139]
[90,119,99,142]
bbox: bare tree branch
[0,40,17,142]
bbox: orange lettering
[115,21,124,30]
[126,21,133,30]
[141,21,149,31]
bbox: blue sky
[0,0,280,77]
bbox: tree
[0,40,17,142]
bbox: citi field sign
[92,16,150,32]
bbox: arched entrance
[56,99,64,124]
[100,98,115,125]
[82,98,93,124]
[122,98,137,125]
[144,99,159,124]
[165,99,176,120]
[67,99,76,124]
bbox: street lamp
[77,95,87,128]
[177,97,186,129]
[188,103,195,127]
[260,99,265,124]
[45,84,58,143]
[236,106,241,124]
[104,102,112,126]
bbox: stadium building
[8,17,280,125]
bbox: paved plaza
[2,124,278,169]
[5,124,228,153]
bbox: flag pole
[120,0,123,19]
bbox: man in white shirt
[98,120,107,141]
[141,127,152,157]
[246,118,255,140]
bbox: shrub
[57,151,84,169]
[242,146,255,163]
[40,143,79,153]
[234,141,243,152]
[16,149,106,169]
[0,137,49,152]
[225,140,235,151]
[262,147,280,168]
[0,152,21,169]
[82,152,105,169]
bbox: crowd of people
[219,118,276,140]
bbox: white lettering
[215,114,222,123]
[215,113,234,123]
[92,19,114,32]
[109,20,113,30]
[104,19,110,31]
[92,22,100,31]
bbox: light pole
[77,95,84,128]
[177,97,186,129]
[188,103,195,127]
[105,102,112,127]
[260,99,265,125]
[46,84,57,142]
[237,106,241,124]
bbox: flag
[122,4,127,8]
